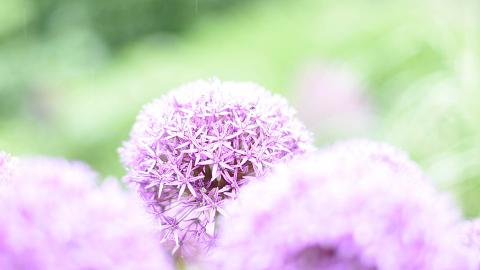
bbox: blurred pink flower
[209,140,477,270]
[0,157,173,270]
[294,63,375,139]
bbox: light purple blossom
[0,157,174,270]
[0,152,8,176]
[462,219,480,258]
[322,139,426,178]
[119,79,313,258]
[0,152,8,166]
[0,152,14,182]
[294,63,375,139]
[209,140,478,270]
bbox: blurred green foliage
[0,0,479,216]
[0,0,252,45]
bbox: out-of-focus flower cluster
[294,63,375,140]
[463,219,480,257]
[209,140,478,270]
[120,79,313,256]
[0,151,14,182]
[0,157,173,270]
[1,77,478,270]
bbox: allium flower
[209,140,478,270]
[0,157,173,270]
[294,63,375,140]
[119,79,313,257]
[322,139,425,178]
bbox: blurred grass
[0,0,479,216]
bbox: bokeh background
[0,0,478,216]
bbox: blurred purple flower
[119,79,313,258]
[0,152,14,182]
[209,140,478,270]
[294,63,375,139]
[321,139,426,179]
[0,157,174,270]
[462,219,480,258]
[0,152,8,171]
[0,152,8,166]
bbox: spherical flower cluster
[0,157,173,270]
[119,79,313,257]
[209,140,478,270]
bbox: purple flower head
[324,139,426,178]
[119,79,313,258]
[0,157,174,270]
[209,140,478,270]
